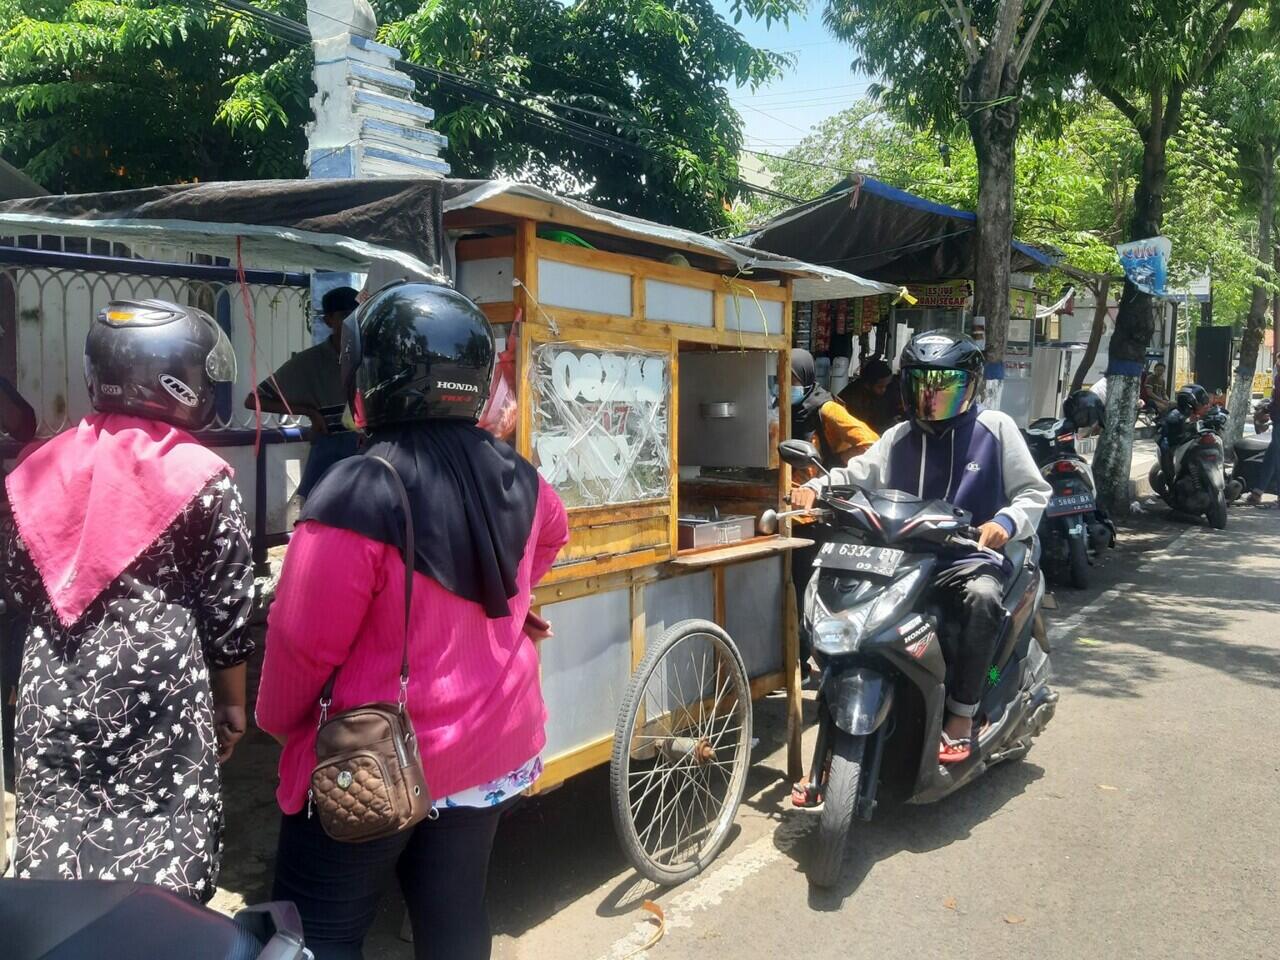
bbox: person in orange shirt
[787,350,878,671]
[789,350,878,480]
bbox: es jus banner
[1116,236,1170,296]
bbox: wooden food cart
[0,179,893,885]
[442,182,894,883]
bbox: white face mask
[790,385,806,405]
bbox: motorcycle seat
[1236,434,1270,454]
[0,879,264,960]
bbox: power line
[202,0,804,204]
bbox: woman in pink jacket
[257,282,568,960]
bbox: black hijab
[301,420,541,619]
[790,349,833,443]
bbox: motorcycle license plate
[1046,492,1095,517]
[814,540,905,576]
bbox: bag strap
[318,455,415,717]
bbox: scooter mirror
[757,509,779,535]
[779,439,821,469]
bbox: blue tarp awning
[737,175,1057,284]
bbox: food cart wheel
[610,619,752,886]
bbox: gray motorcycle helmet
[85,299,236,431]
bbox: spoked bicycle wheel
[610,619,752,886]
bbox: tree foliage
[746,98,1253,291]
[0,0,312,191]
[378,0,803,230]
[820,0,1073,373]
[0,0,801,231]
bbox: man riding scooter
[790,332,1051,764]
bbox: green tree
[0,0,311,191]
[822,0,1069,389]
[0,0,800,231]
[1204,19,1280,446]
[1060,0,1263,509]
[380,0,802,230]
[748,97,1256,395]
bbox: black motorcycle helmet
[1176,383,1209,415]
[1063,389,1106,431]
[85,299,236,431]
[898,330,985,423]
[341,280,495,429]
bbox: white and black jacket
[804,406,1052,543]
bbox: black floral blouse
[0,474,254,902]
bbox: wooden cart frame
[445,198,811,879]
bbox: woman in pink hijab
[0,300,254,902]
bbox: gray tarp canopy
[0,178,897,301]
[738,176,1058,284]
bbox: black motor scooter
[1149,408,1230,529]
[1022,417,1115,589]
[0,879,310,960]
[771,440,1056,888]
[1225,402,1277,502]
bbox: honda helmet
[85,299,236,431]
[898,330,985,423]
[341,280,495,429]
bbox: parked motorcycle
[0,879,310,960]
[1022,416,1115,589]
[1149,407,1230,529]
[771,439,1057,888]
[1225,403,1276,502]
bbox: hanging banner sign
[1116,236,1170,296]
[1009,288,1038,320]
[909,280,972,308]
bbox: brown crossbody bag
[308,456,433,842]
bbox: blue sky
[713,2,874,154]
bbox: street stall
[0,178,894,884]
[740,176,1057,416]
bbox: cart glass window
[531,342,671,508]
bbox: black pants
[940,572,1007,717]
[791,532,826,665]
[272,801,509,960]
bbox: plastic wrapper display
[530,342,670,508]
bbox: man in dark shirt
[1,377,36,449]
[247,286,360,501]
[1,376,35,789]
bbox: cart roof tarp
[0,178,897,301]
[737,176,1058,284]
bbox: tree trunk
[1274,243,1279,367]
[1070,276,1112,394]
[966,57,1022,408]
[1094,373,1141,511]
[1225,142,1276,449]
[1094,103,1170,510]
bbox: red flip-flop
[939,732,972,764]
[791,777,822,808]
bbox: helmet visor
[205,323,238,383]
[907,368,974,422]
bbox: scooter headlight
[812,568,924,656]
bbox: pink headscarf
[5,413,230,627]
